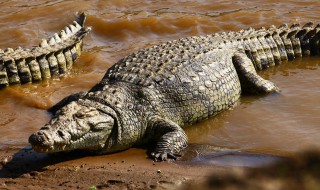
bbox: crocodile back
[101,22,320,127]
[103,37,241,127]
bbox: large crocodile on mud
[0,13,91,87]
[29,21,320,161]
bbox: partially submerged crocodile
[0,13,91,87]
[29,21,320,161]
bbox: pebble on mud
[0,157,9,165]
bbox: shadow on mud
[0,146,89,178]
[0,144,289,179]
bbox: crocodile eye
[75,112,85,119]
[75,109,99,119]
[89,122,106,132]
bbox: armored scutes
[29,21,320,161]
[0,13,91,87]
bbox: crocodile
[0,13,91,87]
[29,21,320,161]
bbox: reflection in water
[178,144,287,167]
[0,1,320,160]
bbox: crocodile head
[28,101,115,153]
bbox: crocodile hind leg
[232,50,280,94]
[147,116,188,161]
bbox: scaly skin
[29,22,320,161]
[0,13,91,87]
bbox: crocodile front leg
[232,50,280,94]
[147,116,188,161]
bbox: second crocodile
[0,13,91,87]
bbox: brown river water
[0,0,320,165]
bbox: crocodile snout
[29,126,73,153]
[29,131,50,146]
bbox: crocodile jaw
[30,128,110,153]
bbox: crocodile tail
[0,12,91,87]
[75,12,86,27]
[242,22,320,71]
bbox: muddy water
[0,0,320,160]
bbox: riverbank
[0,147,221,189]
[1,147,319,190]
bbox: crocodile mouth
[30,131,107,153]
[29,120,111,153]
[32,144,64,153]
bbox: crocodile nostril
[28,131,49,145]
[58,130,65,137]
